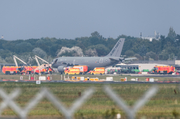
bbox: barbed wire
[0,86,158,119]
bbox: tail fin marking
[106,38,125,57]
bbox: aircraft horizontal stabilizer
[124,57,137,61]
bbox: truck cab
[64,68,80,75]
[89,67,105,75]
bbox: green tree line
[0,28,180,64]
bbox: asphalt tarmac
[1,80,180,84]
[130,74,180,77]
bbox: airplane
[52,38,125,73]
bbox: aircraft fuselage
[52,57,119,70]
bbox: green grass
[0,74,180,118]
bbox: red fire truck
[152,66,175,74]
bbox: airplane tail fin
[106,38,125,57]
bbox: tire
[163,71,167,74]
[5,71,10,75]
[17,72,20,74]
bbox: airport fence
[0,85,158,119]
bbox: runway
[130,74,180,77]
[1,79,180,84]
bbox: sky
[0,0,180,40]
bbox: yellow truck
[89,67,105,75]
[64,68,80,75]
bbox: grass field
[0,74,180,118]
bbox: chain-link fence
[0,85,159,119]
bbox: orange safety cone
[146,78,149,82]
[47,76,50,80]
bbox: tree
[0,56,6,63]
[0,49,12,59]
[15,42,33,53]
[167,27,176,40]
[84,48,98,56]
[138,45,147,56]
[0,30,179,62]
[134,54,142,60]
[146,51,157,60]
[159,50,169,60]
[56,46,83,57]
[5,56,14,63]
[89,44,109,56]
[177,52,180,60]
[32,48,47,58]
[125,50,134,57]
[91,31,102,39]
